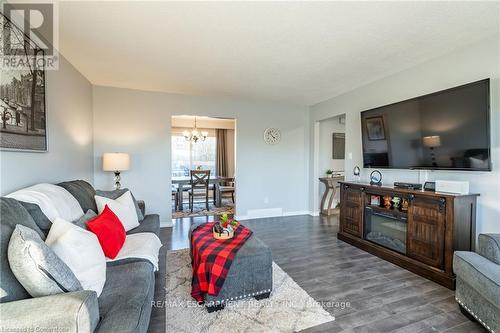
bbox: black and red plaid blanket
[190,222,252,303]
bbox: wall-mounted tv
[361,79,491,171]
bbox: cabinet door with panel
[340,185,364,237]
[407,196,446,269]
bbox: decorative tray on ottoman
[212,214,238,240]
[213,228,234,240]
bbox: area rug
[165,249,335,333]
[172,202,235,219]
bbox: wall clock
[264,128,281,145]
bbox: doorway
[313,114,346,216]
[171,115,236,218]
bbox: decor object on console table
[339,181,478,289]
[353,166,361,181]
[383,195,392,208]
[369,170,382,186]
[424,181,436,192]
[436,180,470,195]
[392,196,401,209]
[370,195,380,206]
[401,198,409,211]
[103,153,130,189]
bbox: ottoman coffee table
[189,223,273,312]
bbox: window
[171,134,216,177]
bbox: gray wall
[0,56,94,194]
[92,86,310,222]
[310,35,500,236]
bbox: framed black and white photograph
[0,14,47,152]
[365,116,385,141]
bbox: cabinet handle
[344,184,350,189]
[439,198,446,212]
[360,187,365,192]
[409,194,415,202]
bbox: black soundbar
[393,182,422,190]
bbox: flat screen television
[361,79,491,171]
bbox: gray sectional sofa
[0,180,160,333]
[453,233,500,333]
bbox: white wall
[309,35,500,236]
[92,86,309,222]
[318,115,345,176]
[0,56,94,194]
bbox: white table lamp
[103,153,130,189]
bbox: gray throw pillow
[57,180,98,213]
[18,201,52,236]
[72,209,97,229]
[8,225,82,298]
[0,197,45,303]
[95,188,144,221]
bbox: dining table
[172,176,234,211]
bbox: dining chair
[189,170,211,212]
[218,178,235,204]
[171,184,179,211]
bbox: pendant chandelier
[183,116,208,143]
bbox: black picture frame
[365,116,386,141]
[0,14,48,152]
[332,132,345,159]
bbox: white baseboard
[309,210,320,217]
[160,218,173,228]
[283,210,311,217]
[236,209,313,221]
[246,208,283,219]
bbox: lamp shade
[103,153,130,171]
[423,136,441,148]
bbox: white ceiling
[58,1,500,105]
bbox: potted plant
[326,169,334,178]
[213,213,240,240]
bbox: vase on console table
[383,195,392,209]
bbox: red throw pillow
[86,205,126,259]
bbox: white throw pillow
[95,191,140,231]
[6,183,84,222]
[45,218,106,296]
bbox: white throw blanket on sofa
[6,183,84,222]
[107,233,162,271]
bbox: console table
[319,176,344,215]
[338,181,478,289]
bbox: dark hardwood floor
[148,215,485,333]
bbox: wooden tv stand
[338,181,478,289]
